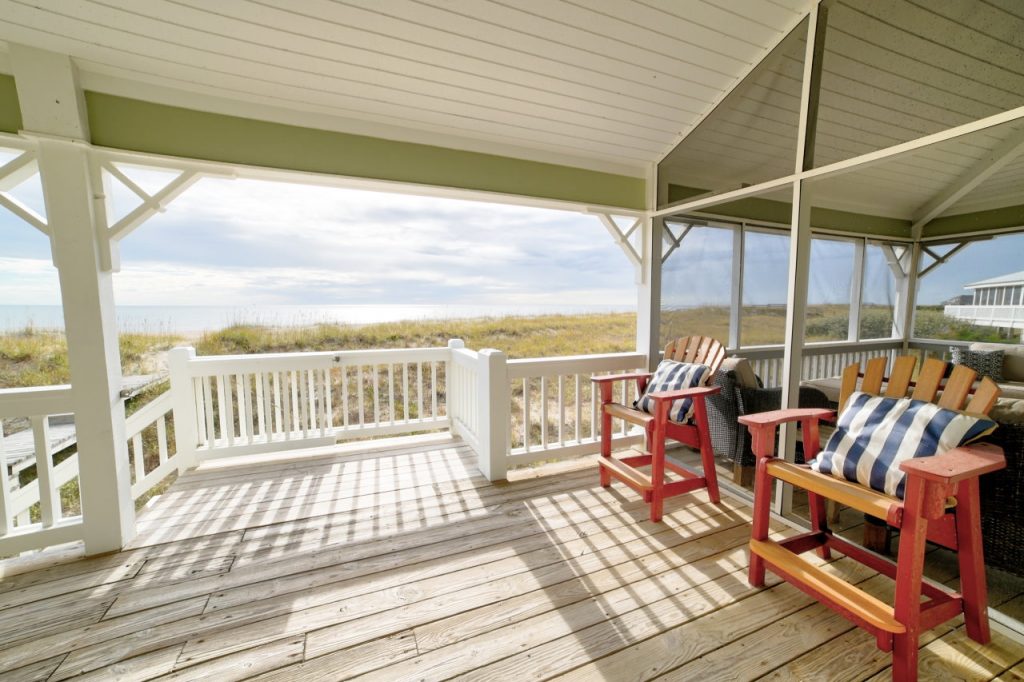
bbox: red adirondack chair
[739,356,1004,681]
[591,336,726,522]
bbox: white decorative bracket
[0,148,48,237]
[661,221,692,264]
[918,241,971,279]
[89,157,203,272]
[593,212,644,283]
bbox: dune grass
[195,312,639,359]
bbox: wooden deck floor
[2,434,1024,681]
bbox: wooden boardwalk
[1,433,1023,681]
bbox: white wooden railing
[124,389,180,501]
[168,345,452,462]
[506,352,647,468]
[0,385,84,555]
[2,335,995,557]
[737,339,905,388]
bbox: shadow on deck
[1,433,1023,680]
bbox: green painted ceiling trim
[665,184,911,238]
[924,204,1024,238]
[84,92,645,209]
[0,75,23,134]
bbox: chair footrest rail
[750,538,906,635]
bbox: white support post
[778,182,814,515]
[168,347,200,472]
[729,225,744,349]
[900,243,922,350]
[637,163,662,370]
[12,45,136,553]
[776,2,826,516]
[446,339,466,442]
[476,349,508,482]
[848,238,865,341]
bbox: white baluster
[32,416,60,527]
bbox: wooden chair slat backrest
[861,357,888,396]
[837,355,1001,417]
[664,336,726,375]
[911,358,946,402]
[966,377,1001,415]
[885,356,917,398]
[839,362,861,412]
[938,364,977,411]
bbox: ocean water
[0,304,634,334]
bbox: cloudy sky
[1,158,1021,311]
[0,164,636,308]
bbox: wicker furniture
[706,359,831,485]
[979,418,1024,575]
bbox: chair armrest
[646,385,721,402]
[738,407,835,429]
[591,372,652,384]
[900,443,1006,486]
[737,408,835,461]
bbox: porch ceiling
[0,0,809,176]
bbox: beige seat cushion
[970,342,1024,383]
[721,356,759,389]
[992,397,1024,425]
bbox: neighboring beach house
[946,270,1024,339]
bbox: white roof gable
[966,271,1024,289]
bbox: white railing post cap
[448,339,466,349]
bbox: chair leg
[749,457,772,587]
[955,477,991,644]
[692,398,720,504]
[599,386,612,488]
[807,491,832,560]
[891,476,932,682]
[650,427,666,523]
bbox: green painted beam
[665,184,912,238]
[0,75,23,134]
[924,204,1024,239]
[83,92,645,209]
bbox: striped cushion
[634,360,711,423]
[810,391,997,498]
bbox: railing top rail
[124,389,173,436]
[181,346,452,376]
[0,384,73,419]
[908,338,973,349]
[507,351,646,379]
[730,338,903,360]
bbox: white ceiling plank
[131,0,710,126]
[446,0,754,80]
[84,0,691,136]
[548,0,779,60]
[0,22,673,159]
[824,29,1022,113]
[701,0,804,29]
[296,0,727,105]
[830,3,1024,95]
[876,1,1024,69]
[7,3,672,149]
[80,67,649,175]
[911,125,1024,233]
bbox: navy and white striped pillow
[810,391,997,498]
[634,360,711,423]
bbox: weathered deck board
[1,434,1022,681]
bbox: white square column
[11,45,136,553]
[37,139,136,553]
